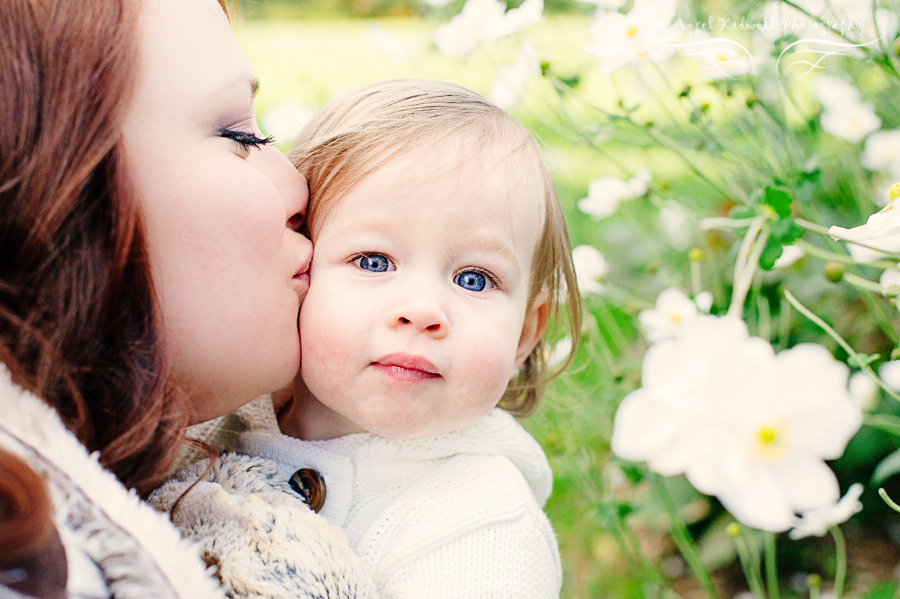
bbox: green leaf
[799,168,821,184]
[615,502,633,520]
[849,353,880,368]
[759,237,784,271]
[871,446,900,486]
[764,186,793,218]
[618,461,645,484]
[769,217,804,244]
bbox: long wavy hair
[0,0,192,497]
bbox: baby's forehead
[405,144,543,242]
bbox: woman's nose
[256,144,309,231]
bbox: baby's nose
[392,302,449,338]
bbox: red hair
[0,0,189,495]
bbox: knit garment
[231,402,562,599]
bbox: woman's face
[121,0,312,423]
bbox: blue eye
[355,253,393,272]
[454,270,492,292]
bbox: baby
[153,80,581,599]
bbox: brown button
[289,468,326,513]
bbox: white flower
[658,203,691,249]
[694,291,713,313]
[773,245,805,269]
[638,287,700,343]
[820,103,882,143]
[548,336,573,367]
[879,360,900,391]
[813,77,881,143]
[577,168,651,219]
[683,33,757,81]
[862,129,900,180]
[874,8,900,43]
[846,242,889,263]
[259,100,316,147]
[366,23,413,63]
[434,0,543,57]
[880,266,900,294]
[612,315,862,532]
[488,41,541,109]
[813,76,862,110]
[583,0,678,73]
[572,245,608,295]
[848,371,879,411]
[789,483,864,539]
[829,199,900,256]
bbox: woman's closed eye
[353,253,394,273]
[454,269,496,292]
[220,128,274,155]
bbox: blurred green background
[236,1,900,597]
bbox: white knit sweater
[225,400,562,599]
[0,363,225,599]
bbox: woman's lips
[372,353,441,382]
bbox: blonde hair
[290,79,581,416]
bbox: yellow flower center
[754,423,788,461]
[669,313,682,323]
[758,426,777,445]
[627,26,638,37]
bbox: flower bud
[824,261,845,283]
[889,183,900,201]
[725,522,741,537]
[886,284,900,299]
[689,248,703,261]
[808,574,822,589]
[891,347,900,361]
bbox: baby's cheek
[457,344,516,411]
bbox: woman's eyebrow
[251,78,260,98]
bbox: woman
[0,0,376,596]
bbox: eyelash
[458,268,501,291]
[220,129,274,152]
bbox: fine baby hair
[290,79,581,416]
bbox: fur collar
[0,364,225,599]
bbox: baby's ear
[515,291,550,367]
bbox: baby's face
[297,144,546,439]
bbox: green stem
[879,488,900,513]
[793,218,831,236]
[690,253,702,299]
[830,526,847,598]
[652,476,720,599]
[730,222,769,318]
[731,531,767,599]
[765,532,780,599]
[794,239,899,270]
[783,289,900,403]
[843,272,886,293]
[744,529,766,599]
